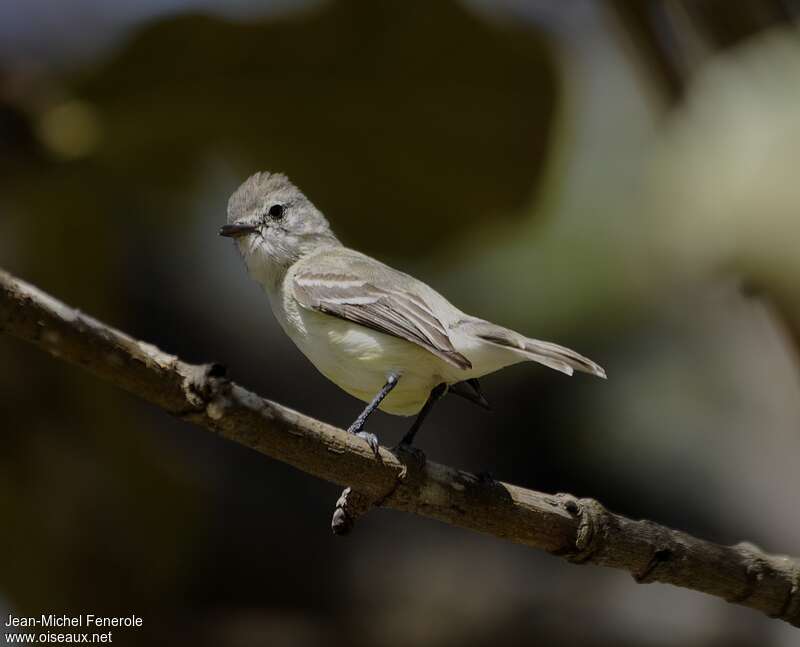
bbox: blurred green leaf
[4,0,556,304]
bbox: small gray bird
[221,172,605,456]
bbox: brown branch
[1,266,799,627]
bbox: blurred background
[2,0,800,645]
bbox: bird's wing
[292,252,472,370]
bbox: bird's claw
[394,442,427,468]
[355,431,381,459]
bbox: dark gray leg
[400,382,447,447]
[347,374,399,457]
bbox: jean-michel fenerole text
[4,615,143,629]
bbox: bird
[220,172,605,458]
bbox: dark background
[2,1,800,645]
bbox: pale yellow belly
[288,308,450,416]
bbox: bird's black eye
[268,204,285,220]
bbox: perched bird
[221,172,605,457]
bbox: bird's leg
[347,374,399,458]
[449,378,491,410]
[399,382,448,448]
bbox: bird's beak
[219,223,258,238]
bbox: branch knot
[331,487,373,535]
[776,564,800,623]
[556,494,610,563]
[330,449,412,536]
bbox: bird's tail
[465,320,606,379]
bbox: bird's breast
[275,301,446,415]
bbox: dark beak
[219,223,258,238]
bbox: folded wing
[293,265,472,371]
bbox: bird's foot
[476,470,495,484]
[353,430,381,460]
[393,442,427,469]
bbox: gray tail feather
[468,322,606,379]
[519,338,606,378]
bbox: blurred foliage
[2,0,556,315]
[650,26,800,352]
[609,0,794,102]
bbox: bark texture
[1,267,799,627]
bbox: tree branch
[1,267,799,627]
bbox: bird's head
[221,172,339,284]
